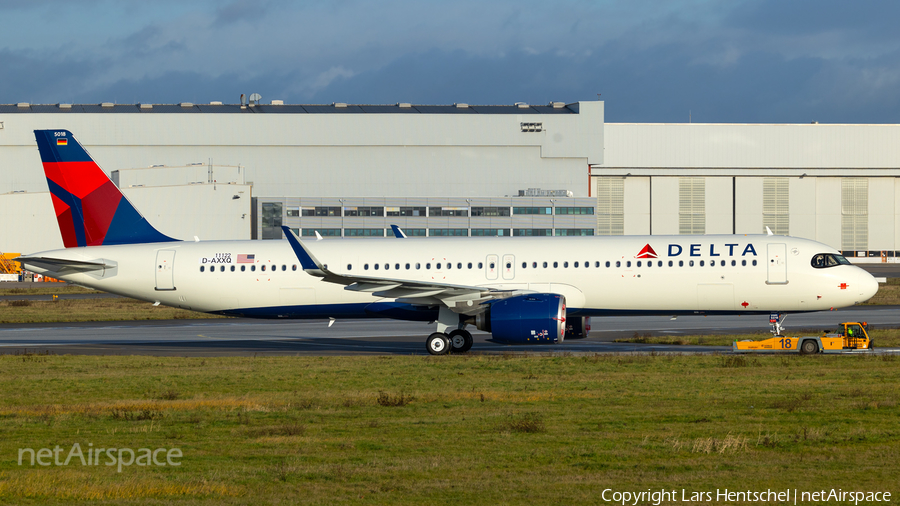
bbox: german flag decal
[57,138,68,146]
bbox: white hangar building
[1,100,899,262]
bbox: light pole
[466,198,471,236]
[550,199,556,237]
[339,198,344,237]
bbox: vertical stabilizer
[34,129,178,247]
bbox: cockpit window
[811,253,851,268]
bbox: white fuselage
[26,234,878,320]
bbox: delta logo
[635,244,658,259]
[636,243,759,258]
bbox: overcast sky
[2,0,898,123]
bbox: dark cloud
[726,0,900,39]
[214,0,269,26]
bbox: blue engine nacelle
[476,293,566,344]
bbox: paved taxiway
[1,306,898,356]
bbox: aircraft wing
[281,226,521,314]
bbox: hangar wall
[594,122,900,258]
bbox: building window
[471,229,510,236]
[842,178,868,252]
[763,177,789,235]
[471,206,511,217]
[679,177,705,235]
[513,207,552,215]
[429,207,468,217]
[555,207,594,215]
[596,177,624,236]
[345,228,385,237]
[313,206,341,217]
[301,228,341,237]
[554,229,594,236]
[261,202,283,240]
[513,229,551,236]
[286,207,300,217]
[343,206,384,217]
[429,229,468,236]
[385,206,427,217]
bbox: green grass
[0,353,897,504]
[862,277,900,305]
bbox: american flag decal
[237,254,255,263]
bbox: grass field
[0,354,897,504]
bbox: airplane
[19,129,880,354]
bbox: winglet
[282,226,325,273]
[390,225,407,238]
[765,226,773,236]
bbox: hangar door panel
[155,250,176,291]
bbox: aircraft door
[767,243,787,284]
[485,254,499,280]
[155,250,176,291]
[502,254,515,280]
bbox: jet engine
[565,316,591,339]
[475,293,566,344]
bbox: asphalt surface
[2,306,899,356]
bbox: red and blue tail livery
[34,130,177,247]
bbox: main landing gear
[426,328,474,355]
[426,306,474,355]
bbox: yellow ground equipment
[733,322,872,354]
[0,252,21,275]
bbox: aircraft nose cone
[858,270,879,302]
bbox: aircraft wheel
[800,340,819,355]
[448,329,474,353]
[426,332,451,355]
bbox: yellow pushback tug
[733,314,872,354]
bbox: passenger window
[406,263,410,269]
[522,262,527,268]
[742,260,746,266]
[605,261,610,268]
[699,261,704,267]
[616,261,621,267]
[752,260,758,266]
[658,261,662,267]
[262,265,266,272]
[231,265,235,272]
[506,262,512,269]
[374,264,379,270]
[489,262,494,269]
[347,264,352,270]
[467,263,472,269]
[595,261,600,267]
[574,261,579,268]
[532,262,537,268]
[553,262,558,268]
[563,262,568,268]
[386,263,390,270]
[731,260,736,266]
[721,260,726,266]
[396,264,400,270]
[689,261,694,267]
[251,265,256,272]
[478,262,483,269]
[626,261,631,267]
[445,263,450,270]
[637,261,642,267]
[416,263,421,269]
[241,265,246,272]
[293,265,297,271]
[457,263,462,269]
[543,262,548,268]
[220,265,225,272]
[426,263,431,269]
[364,264,369,270]
[200,266,205,272]
[668,261,673,267]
